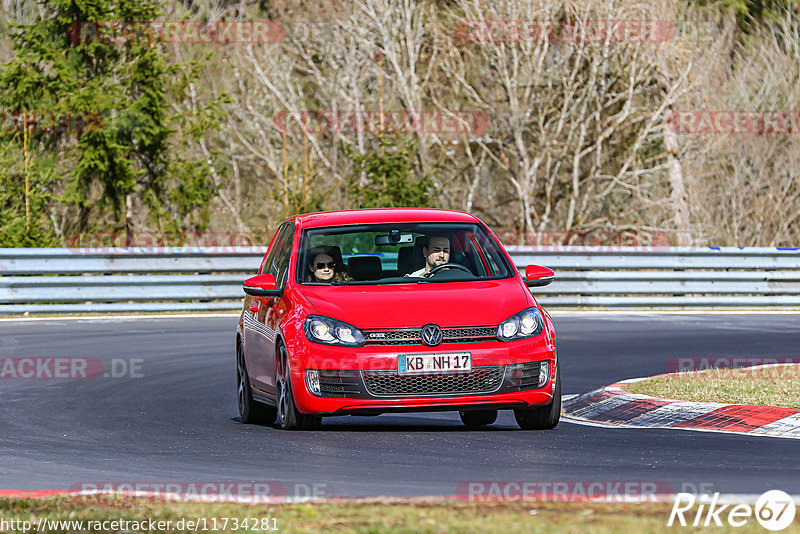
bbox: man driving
[407,235,450,277]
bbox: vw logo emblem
[421,324,443,347]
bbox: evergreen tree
[0,0,217,244]
[345,138,436,209]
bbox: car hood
[300,278,533,329]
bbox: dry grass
[624,364,800,408]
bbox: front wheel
[514,362,561,430]
[276,344,322,431]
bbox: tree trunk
[125,193,133,247]
[663,111,691,246]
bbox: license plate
[398,352,471,374]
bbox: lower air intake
[361,366,504,397]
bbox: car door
[244,223,294,394]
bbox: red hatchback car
[236,209,559,430]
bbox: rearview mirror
[243,274,283,297]
[375,231,414,246]
[525,265,555,287]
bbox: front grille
[363,326,498,346]
[318,369,361,398]
[363,329,421,345]
[442,327,497,344]
[361,366,505,397]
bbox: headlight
[497,307,543,341]
[304,315,365,347]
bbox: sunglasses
[314,261,336,270]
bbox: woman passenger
[305,251,351,284]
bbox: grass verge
[2,497,799,533]
[623,364,800,408]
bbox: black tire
[237,340,277,424]
[459,409,498,427]
[514,362,561,430]
[276,344,322,431]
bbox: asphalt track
[1,313,799,499]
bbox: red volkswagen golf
[236,209,559,430]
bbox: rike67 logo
[669,490,796,531]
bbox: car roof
[290,208,481,229]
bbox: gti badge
[421,324,443,347]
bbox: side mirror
[525,265,554,287]
[243,274,283,297]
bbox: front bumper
[286,338,557,415]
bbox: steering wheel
[428,263,473,276]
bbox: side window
[259,226,287,275]
[468,227,510,278]
[272,226,294,288]
[259,224,294,287]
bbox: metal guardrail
[1,246,800,313]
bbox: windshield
[297,222,515,285]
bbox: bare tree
[437,0,699,244]
[678,7,800,245]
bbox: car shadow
[317,423,518,432]
[231,415,521,432]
